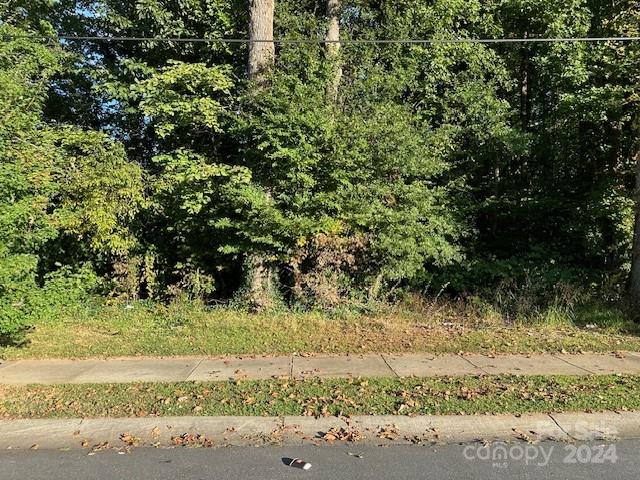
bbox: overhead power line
[59,35,640,44]
[4,34,640,45]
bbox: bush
[0,262,103,343]
[0,254,38,344]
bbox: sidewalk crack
[380,354,400,377]
[457,354,489,375]
[185,358,204,381]
[548,413,577,441]
[289,355,294,380]
[552,354,594,374]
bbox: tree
[248,0,275,83]
[0,22,144,341]
[607,3,640,314]
[242,0,280,310]
[324,0,341,101]
[632,116,640,315]
[0,24,62,341]
[8,0,637,315]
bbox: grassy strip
[2,301,640,359]
[1,375,639,419]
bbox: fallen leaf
[89,442,110,454]
[322,427,363,442]
[119,433,140,446]
[171,433,213,448]
[377,425,399,440]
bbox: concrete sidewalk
[1,411,638,449]
[2,352,640,385]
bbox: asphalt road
[1,440,638,480]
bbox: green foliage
[0,23,143,340]
[0,24,61,341]
[50,129,145,255]
[134,61,234,138]
[151,148,253,272]
[0,254,38,342]
[2,0,639,317]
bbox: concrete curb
[3,412,639,450]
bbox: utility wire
[58,35,640,44]
[4,34,640,45]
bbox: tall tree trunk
[630,117,640,319]
[519,37,531,130]
[243,0,277,311]
[325,0,342,102]
[248,0,275,84]
[519,33,531,186]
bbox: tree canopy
[0,0,638,339]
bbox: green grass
[2,299,640,359]
[1,375,640,418]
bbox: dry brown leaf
[119,433,140,446]
[512,428,534,443]
[171,433,213,447]
[322,427,363,442]
[89,442,110,453]
[377,425,399,440]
